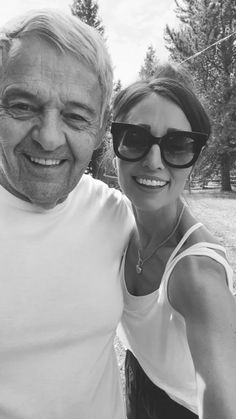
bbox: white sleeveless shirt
[119,223,234,414]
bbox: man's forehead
[3,36,96,82]
[1,39,101,98]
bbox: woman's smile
[133,175,169,189]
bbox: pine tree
[139,45,159,80]
[113,79,122,96]
[71,0,104,35]
[164,0,236,191]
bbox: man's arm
[169,255,236,419]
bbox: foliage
[94,79,124,187]
[86,78,124,184]
[71,0,105,35]
[139,45,159,80]
[113,79,122,96]
[164,0,236,191]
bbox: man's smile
[23,153,67,168]
[29,156,62,166]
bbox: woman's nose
[141,144,165,170]
[31,111,66,150]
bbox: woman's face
[116,93,192,212]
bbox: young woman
[111,75,236,419]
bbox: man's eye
[65,113,86,122]
[63,113,88,129]
[9,103,33,111]
[4,102,37,119]
[10,102,31,111]
[7,102,36,114]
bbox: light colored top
[119,223,234,414]
[0,175,134,419]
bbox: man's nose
[141,144,165,170]
[31,111,66,150]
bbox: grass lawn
[183,189,236,284]
[115,190,236,388]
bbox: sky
[0,0,179,86]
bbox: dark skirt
[125,350,198,419]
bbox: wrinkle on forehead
[2,37,82,80]
[1,38,23,77]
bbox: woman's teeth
[135,177,168,187]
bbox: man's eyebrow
[2,88,37,101]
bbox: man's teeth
[136,178,167,187]
[30,157,61,166]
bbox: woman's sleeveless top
[120,223,234,414]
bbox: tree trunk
[220,152,232,191]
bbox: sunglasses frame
[111,122,208,169]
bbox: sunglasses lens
[117,126,148,160]
[163,134,198,166]
[112,123,206,166]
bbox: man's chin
[4,183,69,209]
[26,192,69,209]
[0,173,80,209]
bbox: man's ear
[94,107,110,150]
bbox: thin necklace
[136,204,186,274]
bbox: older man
[0,9,133,419]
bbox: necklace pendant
[136,262,143,274]
[136,252,143,274]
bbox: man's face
[0,36,104,209]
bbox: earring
[112,157,118,174]
[186,172,192,192]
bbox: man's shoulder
[72,174,132,214]
[71,175,134,233]
[76,174,123,204]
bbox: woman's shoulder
[167,244,229,318]
[166,207,231,312]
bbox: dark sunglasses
[111,122,208,168]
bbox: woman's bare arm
[169,255,236,419]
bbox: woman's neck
[132,199,184,251]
